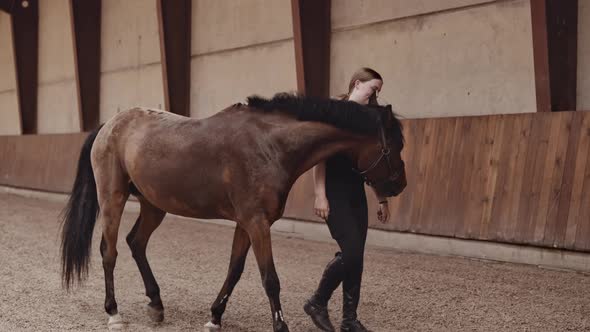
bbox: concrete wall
[331,0,537,118]
[331,0,495,29]
[4,0,590,133]
[37,0,80,134]
[0,12,20,135]
[190,0,297,118]
[100,0,164,123]
[578,1,590,110]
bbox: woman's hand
[314,195,330,220]
[377,201,390,223]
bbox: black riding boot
[304,253,344,332]
[340,285,370,332]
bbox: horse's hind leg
[126,198,166,323]
[95,162,129,330]
[205,225,251,330]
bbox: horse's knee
[102,250,118,268]
[100,237,118,261]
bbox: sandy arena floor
[1,192,590,331]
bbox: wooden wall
[2,111,590,252]
[388,111,590,251]
[0,132,87,192]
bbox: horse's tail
[60,124,104,290]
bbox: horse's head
[245,93,406,197]
[354,105,406,197]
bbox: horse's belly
[130,175,231,220]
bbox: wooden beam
[291,0,331,97]
[0,0,15,13]
[11,0,38,133]
[530,0,551,112]
[157,0,191,117]
[546,0,578,111]
[70,0,101,130]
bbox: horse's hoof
[147,304,164,322]
[204,321,221,331]
[274,320,289,332]
[107,313,124,331]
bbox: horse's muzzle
[376,176,407,197]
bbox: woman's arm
[313,162,330,220]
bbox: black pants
[327,196,368,284]
[313,185,368,310]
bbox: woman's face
[349,78,383,105]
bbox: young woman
[304,68,390,332]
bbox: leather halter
[353,123,403,187]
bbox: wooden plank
[479,115,506,240]
[408,119,436,233]
[515,112,553,243]
[157,0,191,116]
[532,113,570,244]
[552,111,584,247]
[574,115,590,250]
[461,117,498,239]
[453,117,479,238]
[487,115,532,241]
[11,0,39,133]
[291,0,331,97]
[528,115,560,243]
[484,116,517,240]
[574,149,590,251]
[565,113,590,248]
[70,0,101,130]
[419,118,454,234]
[459,117,485,239]
[414,118,441,232]
[428,118,460,236]
[439,117,468,237]
[530,0,551,112]
[414,119,446,234]
[501,115,533,241]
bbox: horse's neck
[287,122,363,179]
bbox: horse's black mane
[246,93,404,144]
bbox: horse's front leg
[244,217,289,332]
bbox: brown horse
[60,93,406,332]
